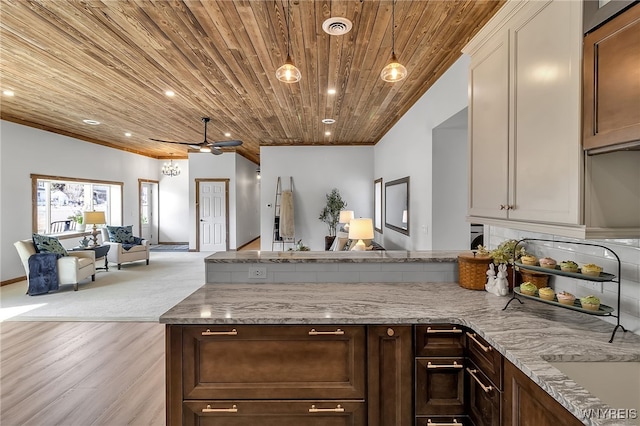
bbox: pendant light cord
[391,0,395,56]
[286,0,291,57]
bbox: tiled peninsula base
[205,250,460,284]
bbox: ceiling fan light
[381,54,407,82]
[200,146,212,153]
[276,56,301,83]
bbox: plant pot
[76,223,86,232]
[325,236,336,251]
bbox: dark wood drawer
[465,331,502,389]
[415,416,472,426]
[415,357,465,416]
[467,360,501,426]
[181,325,366,400]
[415,324,465,357]
[182,400,366,426]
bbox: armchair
[100,228,150,270]
[14,239,96,292]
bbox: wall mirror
[374,178,383,233]
[385,176,409,236]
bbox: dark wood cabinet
[466,331,502,388]
[367,325,413,426]
[467,360,501,426]
[583,2,640,151]
[415,324,465,357]
[416,357,466,416]
[502,359,583,426]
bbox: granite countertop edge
[204,250,462,263]
[159,282,640,426]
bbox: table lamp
[348,218,374,251]
[83,211,106,247]
[339,210,354,232]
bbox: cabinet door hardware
[202,404,238,413]
[427,361,463,369]
[308,404,345,413]
[308,328,344,336]
[467,368,494,393]
[202,328,238,336]
[426,326,462,334]
[500,204,507,210]
[466,332,492,352]
[426,419,459,425]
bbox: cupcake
[556,291,576,305]
[581,263,603,277]
[580,295,601,311]
[539,257,557,269]
[520,254,538,266]
[538,287,555,301]
[560,260,579,273]
[520,282,538,296]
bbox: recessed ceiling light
[165,90,175,97]
[322,118,336,124]
[124,132,132,137]
[3,90,15,96]
[325,131,331,136]
[224,132,231,137]
[82,119,100,125]
[327,89,336,95]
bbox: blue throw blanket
[28,253,61,295]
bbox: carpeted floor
[0,251,209,322]
[149,244,189,251]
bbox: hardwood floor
[0,322,165,426]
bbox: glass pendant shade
[276,55,302,83]
[381,53,407,82]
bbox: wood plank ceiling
[0,0,505,164]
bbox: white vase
[76,223,86,232]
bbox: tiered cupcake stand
[502,238,626,343]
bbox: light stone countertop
[159,282,640,426]
[204,249,461,263]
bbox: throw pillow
[32,234,68,256]
[106,225,135,244]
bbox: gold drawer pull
[202,404,238,413]
[427,361,463,369]
[466,332,492,352]
[308,328,344,336]
[309,404,345,413]
[427,326,462,334]
[467,368,493,393]
[427,419,459,425]
[202,328,238,336]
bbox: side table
[71,245,110,271]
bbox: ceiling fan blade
[210,139,243,147]
[150,138,196,146]
[210,147,223,155]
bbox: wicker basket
[458,252,493,290]
[519,268,550,289]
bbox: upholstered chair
[100,228,150,270]
[14,239,96,291]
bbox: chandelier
[162,156,180,177]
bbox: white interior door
[198,180,227,252]
[140,181,158,244]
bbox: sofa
[100,228,150,270]
[14,239,96,291]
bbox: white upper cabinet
[463,0,640,239]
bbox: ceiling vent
[322,17,353,36]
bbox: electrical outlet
[580,281,603,294]
[249,267,267,279]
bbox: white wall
[374,55,471,250]
[159,159,189,243]
[432,109,469,250]
[235,155,261,247]
[0,120,190,281]
[260,146,374,251]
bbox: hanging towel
[279,190,295,238]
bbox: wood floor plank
[0,321,165,426]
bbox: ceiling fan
[150,117,242,155]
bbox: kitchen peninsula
[161,277,640,426]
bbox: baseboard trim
[236,236,260,251]
[2,276,26,287]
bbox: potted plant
[478,239,526,289]
[68,211,86,232]
[318,188,347,250]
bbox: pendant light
[380,0,407,83]
[276,0,301,83]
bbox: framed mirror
[385,176,409,236]
[374,178,383,233]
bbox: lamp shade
[339,210,354,224]
[348,218,374,240]
[83,211,106,225]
